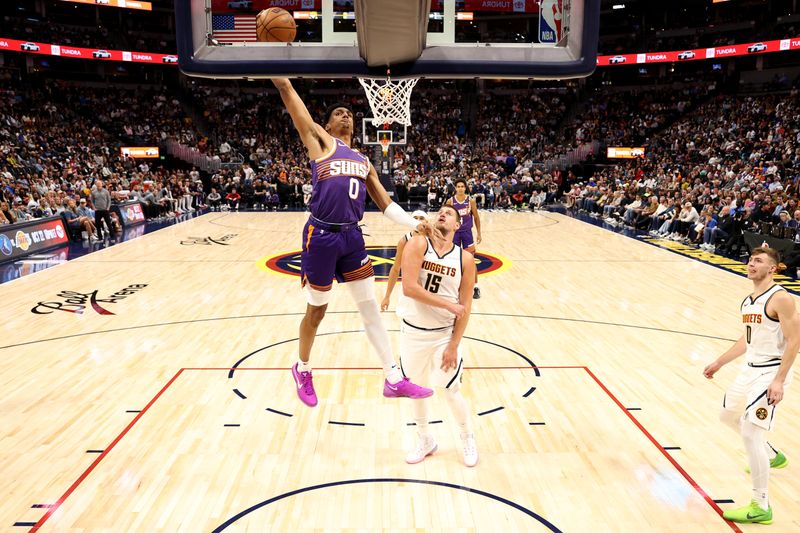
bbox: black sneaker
[473,286,481,299]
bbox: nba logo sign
[539,0,563,44]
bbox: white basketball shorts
[723,361,792,430]
[399,321,464,390]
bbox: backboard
[362,119,407,146]
[176,0,599,79]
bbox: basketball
[256,8,296,43]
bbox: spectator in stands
[496,190,511,209]
[63,199,98,242]
[139,187,161,218]
[531,187,547,209]
[671,201,700,241]
[207,188,222,210]
[77,198,94,219]
[634,196,660,229]
[1,201,16,224]
[691,208,716,244]
[10,200,30,222]
[702,206,732,251]
[91,179,114,240]
[267,189,280,211]
[791,210,800,229]
[226,188,241,210]
[253,179,268,210]
[622,195,644,226]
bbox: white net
[358,77,419,127]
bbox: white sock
[445,386,472,434]
[297,360,311,373]
[413,399,431,438]
[742,421,770,509]
[355,299,402,383]
[752,488,769,510]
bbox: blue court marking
[477,406,505,416]
[211,478,561,532]
[523,386,536,397]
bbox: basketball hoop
[379,137,391,157]
[358,73,418,127]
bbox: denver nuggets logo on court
[260,246,509,281]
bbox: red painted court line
[582,367,742,533]
[29,368,185,533]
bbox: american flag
[212,14,257,42]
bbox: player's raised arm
[271,78,331,159]
[401,236,464,318]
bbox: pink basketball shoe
[383,377,433,399]
[292,363,318,407]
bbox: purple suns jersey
[452,195,473,232]
[309,138,370,224]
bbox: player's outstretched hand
[447,302,466,319]
[380,297,390,312]
[703,360,721,379]
[476,233,482,245]
[416,220,444,241]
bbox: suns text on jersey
[329,160,369,178]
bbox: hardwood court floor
[1,211,798,532]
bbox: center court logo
[259,246,509,281]
[31,284,148,315]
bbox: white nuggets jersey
[741,284,786,365]
[398,238,462,329]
